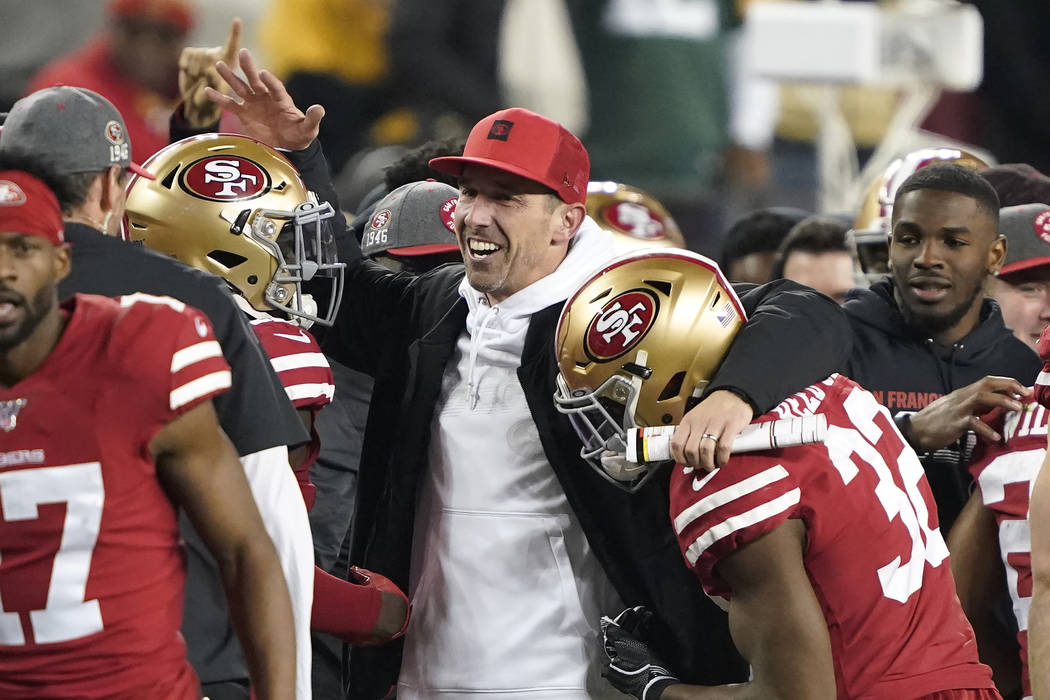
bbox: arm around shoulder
[712,279,852,415]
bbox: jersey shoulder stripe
[170,371,232,411]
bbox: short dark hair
[771,215,850,279]
[383,137,466,191]
[0,150,100,216]
[893,163,1000,227]
[720,207,811,272]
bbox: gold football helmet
[586,181,686,250]
[848,147,989,286]
[123,133,344,326]
[554,249,745,492]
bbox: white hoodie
[398,219,629,699]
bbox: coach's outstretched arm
[152,399,296,700]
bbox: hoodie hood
[844,279,1019,364]
[843,276,1039,432]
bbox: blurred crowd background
[3,0,1047,258]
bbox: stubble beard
[0,285,56,352]
[897,270,987,340]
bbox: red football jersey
[248,318,333,413]
[670,374,993,699]
[969,398,1046,700]
[249,317,333,508]
[0,293,231,699]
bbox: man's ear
[552,201,587,245]
[988,233,1007,274]
[53,243,72,282]
[100,166,124,215]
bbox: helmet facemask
[556,349,672,492]
[554,250,745,493]
[243,198,344,327]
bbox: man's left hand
[206,48,324,151]
[671,389,754,472]
[599,606,680,700]
[906,376,1029,450]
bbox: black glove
[599,606,680,700]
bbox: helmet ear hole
[658,371,686,402]
[160,166,178,189]
[207,250,248,269]
[645,280,672,296]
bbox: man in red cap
[27,0,196,161]
[0,169,297,699]
[204,49,854,697]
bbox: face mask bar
[554,373,670,493]
[847,227,891,288]
[250,199,346,326]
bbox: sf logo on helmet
[606,202,664,240]
[585,290,658,362]
[181,156,270,202]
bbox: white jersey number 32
[826,389,950,603]
[0,463,105,645]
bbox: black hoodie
[842,280,1040,531]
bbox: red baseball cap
[0,171,65,245]
[429,108,589,205]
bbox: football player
[0,171,295,698]
[555,249,999,699]
[950,324,1050,700]
[123,135,409,648]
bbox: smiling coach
[308,105,856,699]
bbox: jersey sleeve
[115,293,232,425]
[669,453,803,599]
[968,406,1009,481]
[249,318,334,411]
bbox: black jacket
[842,280,1040,530]
[321,240,853,697]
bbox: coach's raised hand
[207,48,324,151]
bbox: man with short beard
[0,86,316,700]
[842,163,1040,532]
[0,169,295,700]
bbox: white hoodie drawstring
[467,302,500,410]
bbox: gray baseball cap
[998,203,1050,278]
[361,180,461,258]
[0,86,153,179]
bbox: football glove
[599,606,679,700]
[342,566,410,646]
[1036,325,1050,409]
